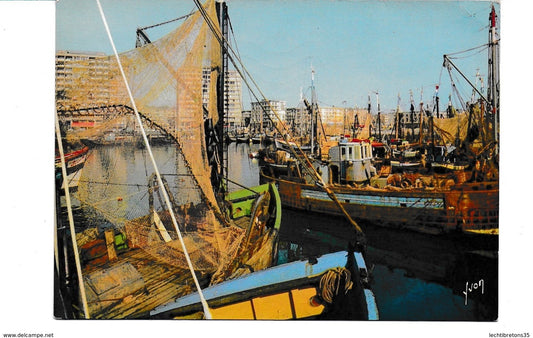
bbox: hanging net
[56,0,277,318]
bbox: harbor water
[71,142,498,321]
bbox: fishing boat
[260,135,498,235]
[225,131,237,143]
[55,146,89,190]
[275,137,312,154]
[151,250,378,320]
[54,0,285,319]
[260,6,499,236]
[250,133,263,144]
[55,143,90,191]
[260,155,498,235]
[73,180,282,319]
[55,0,376,320]
[236,133,250,143]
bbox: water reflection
[277,207,498,321]
[72,142,498,321]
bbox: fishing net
[355,110,373,139]
[432,105,492,152]
[432,112,469,144]
[57,0,262,290]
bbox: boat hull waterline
[262,171,498,235]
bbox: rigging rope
[446,65,468,112]
[66,103,232,228]
[55,113,91,319]
[192,0,364,235]
[95,0,212,319]
[137,12,195,31]
[445,43,489,58]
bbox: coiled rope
[318,267,353,304]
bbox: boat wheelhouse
[327,139,377,184]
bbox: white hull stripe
[301,189,444,209]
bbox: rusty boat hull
[261,170,498,235]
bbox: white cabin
[328,141,376,184]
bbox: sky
[1,1,532,337]
[55,0,499,112]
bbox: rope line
[445,43,489,57]
[55,113,91,319]
[192,0,364,235]
[137,12,195,31]
[319,267,353,304]
[95,0,212,319]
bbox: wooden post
[105,229,118,261]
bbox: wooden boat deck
[82,246,210,319]
[81,213,254,319]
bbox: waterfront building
[202,68,244,129]
[318,106,358,136]
[55,50,111,110]
[250,99,286,132]
[285,106,309,136]
[225,70,243,128]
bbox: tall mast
[395,93,401,139]
[310,66,317,155]
[488,4,499,152]
[299,87,304,137]
[419,87,424,144]
[447,94,452,118]
[367,93,371,138]
[373,91,381,141]
[434,85,440,118]
[410,89,415,141]
[431,85,437,147]
[342,100,347,136]
[471,69,482,103]
[216,0,228,194]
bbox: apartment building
[202,68,244,128]
[250,99,286,131]
[55,50,111,110]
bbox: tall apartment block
[250,99,286,132]
[202,68,244,129]
[55,50,110,110]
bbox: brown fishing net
[432,112,469,144]
[432,105,493,153]
[59,0,259,295]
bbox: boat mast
[395,93,401,140]
[419,87,424,144]
[299,87,304,138]
[410,90,415,142]
[342,100,347,136]
[311,66,318,155]
[430,86,437,148]
[373,91,381,141]
[367,93,372,138]
[216,0,228,194]
[487,4,499,153]
[434,85,440,118]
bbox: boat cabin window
[341,147,346,160]
[348,146,353,160]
